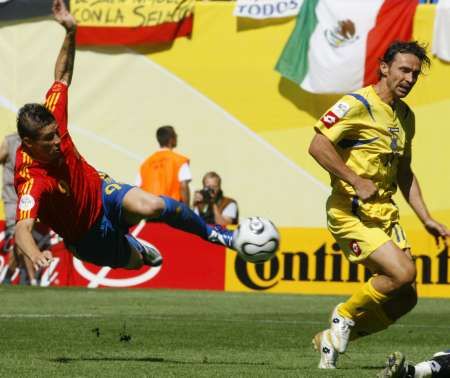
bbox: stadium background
[1,3,449,296]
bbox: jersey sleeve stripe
[21,178,34,196]
[44,93,53,109]
[19,152,32,180]
[45,92,61,113]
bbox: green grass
[0,286,449,377]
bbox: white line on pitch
[2,313,445,330]
[0,314,98,318]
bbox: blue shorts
[69,174,141,268]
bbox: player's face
[203,177,220,200]
[27,123,62,163]
[381,53,422,99]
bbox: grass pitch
[0,286,449,377]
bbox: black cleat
[141,244,163,267]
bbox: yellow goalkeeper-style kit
[314,85,415,262]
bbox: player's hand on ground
[31,250,53,270]
[52,0,76,31]
[424,218,449,245]
[353,177,377,201]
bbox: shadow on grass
[360,365,385,370]
[51,356,293,369]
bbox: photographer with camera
[193,172,238,226]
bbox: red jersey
[15,81,103,243]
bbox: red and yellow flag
[70,0,194,46]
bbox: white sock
[414,361,433,378]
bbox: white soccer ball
[233,217,280,263]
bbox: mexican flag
[275,0,417,94]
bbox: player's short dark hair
[156,125,176,147]
[379,40,431,78]
[17,103,55,140]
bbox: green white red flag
[276,0,418,94]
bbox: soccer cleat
[312,329,338,369]
[207,225,235,249]
[329,303,355,353]
[431,350,450,375]
[377,352,407,378]
[141,243,163,267]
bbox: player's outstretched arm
[15,218,53,269]
[52,0,77,86]
[398,155,450,244]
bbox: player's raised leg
[329,241,416,356]
[122,187,234,248]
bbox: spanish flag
[70,0,194,46]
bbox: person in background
[138,126,191,205]
[0,133,38,285]
[193,171,238,226]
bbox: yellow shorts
[326,195,409,263]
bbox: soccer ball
[233,217,280,263]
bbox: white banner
[233,0,303,19]
[432,0,450,62]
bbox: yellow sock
[350,303,394,341]
[338,278,389,320]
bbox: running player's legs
[329,240,415,349]
[328,198,416,294]
[363,241,416,295]
[315,199,417,368]
[379,247,417,322]
[333,224,416,328]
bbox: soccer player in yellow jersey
[309,41,450,369]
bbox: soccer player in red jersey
[14,0,234,270]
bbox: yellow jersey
[315,85,415,200]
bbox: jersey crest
[19,194,35,211]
